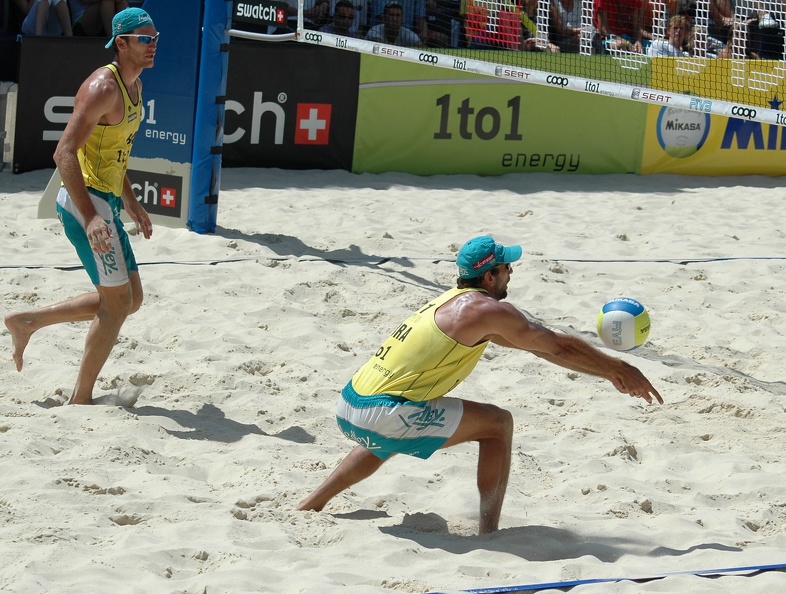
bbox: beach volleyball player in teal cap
[5,7,158,405]
[298,235,662,534]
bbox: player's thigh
[441,399,512,448]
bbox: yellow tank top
[351,288,489,401]
[77,63,142,197]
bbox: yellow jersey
[351,288,490,401]
[77,63,142,197]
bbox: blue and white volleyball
[656,107,710,159]
[596,297,650,351]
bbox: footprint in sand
[93,386,142,407]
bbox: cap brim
[501,244,523,263]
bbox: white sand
[1,167,785,593]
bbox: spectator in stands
[20,0,73,36]
[370,0,427,40]
[713,10,784,59]
[4,0,29,36]
[550,0,583,53]
[331,0,370,37]
[70,0,128,36]
[365,1,424,46]
[521,0,561,52]
[304,0,332,30]
[424,0,451,47]
[754,10,784,59]
[280,0,330,32]
[594,0,648,52]
[648,13,690,55]
[320,0,359,35]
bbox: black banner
[13,37,359,174]
[128,168,183,219]
[223,42,359,170]
[232,0,288,29]
[14,37,109,173]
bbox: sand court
[1,167,785,593]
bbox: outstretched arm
[484,304,663,404]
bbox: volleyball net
[276,0,786,127]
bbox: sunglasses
[118,33,160,44]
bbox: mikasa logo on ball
[656,107,710,159]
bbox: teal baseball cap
[456,236,522,279]
[105,7,155,48]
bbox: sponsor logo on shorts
[400,403,447,430]
[99,248,119,276]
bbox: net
[292,0,786,126]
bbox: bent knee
[472,402,513,438]
[496,407,514,436]
[129,293,143,315]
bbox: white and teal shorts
[336,381,463,460]
[56,186,137,288]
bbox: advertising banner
[643,58,786,175]
[231,0,288,31]
[222,42,359,171]
[14,37,107,174]
[353,56,648,175]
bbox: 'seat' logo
[294,103,332,145]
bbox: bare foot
[68,396,94,405]
[296,498,324,512]
[4,312,36,372]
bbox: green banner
[353,56,648,175]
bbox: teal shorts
[336,381,463,460]
[56,187,138,287]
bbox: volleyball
[656,107,710,159]
[596,297,650,351]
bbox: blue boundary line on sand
[426,562,786,593]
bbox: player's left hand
[125,201,153,239]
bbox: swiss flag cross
[294,103,332,145]
[276,8,286,24]
[161,187,177,208]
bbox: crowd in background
[304,0,785,57]
[2,0,143,38]
[2,0,783,58]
